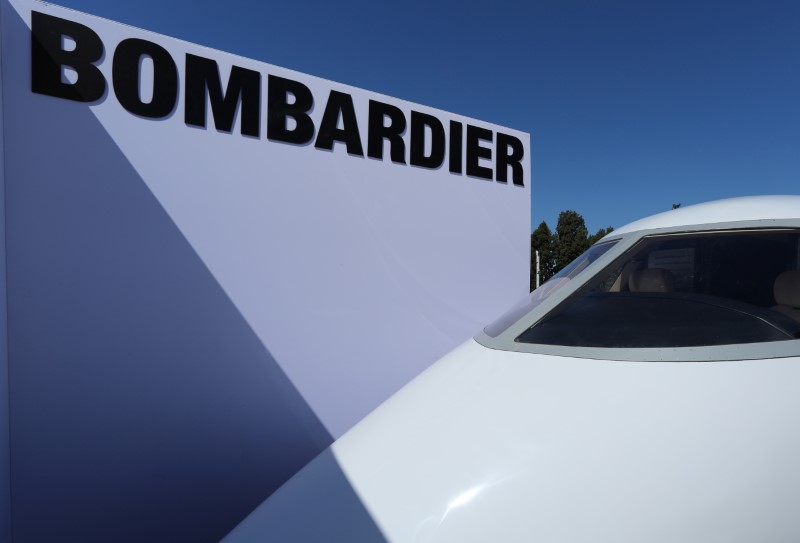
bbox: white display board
[0,0,531,541]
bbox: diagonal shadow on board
[4,8,334,543]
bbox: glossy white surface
[611,195,800,236]
[332,339,800,542]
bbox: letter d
[31,12,105,102]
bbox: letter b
[31,11,105,102]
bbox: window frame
[475,219,800,362]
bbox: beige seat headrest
[628,268,674,293]
[774,270,800,308]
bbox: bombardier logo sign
[4,1,531,541]
[31,12,526,186]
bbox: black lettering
[112,38,177,118]
[496,133,524,186]
[184,54,260,137]
[449,121,463,174]
[409,111,445,169]
[314,91,363,155]
[466,125,493,180]
[31,11,105,102]
[266,75,315,144]
[367,100,406,164]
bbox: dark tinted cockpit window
[516,229,800,348]
[484,240,619,338]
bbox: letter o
[112,38,178,118]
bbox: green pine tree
[555,210,590,271]
[530,221,556,290]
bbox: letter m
[184,54,260,137]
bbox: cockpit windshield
[513,229,800,348]
[484,240,619,337]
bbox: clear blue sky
[53,0,800,234]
